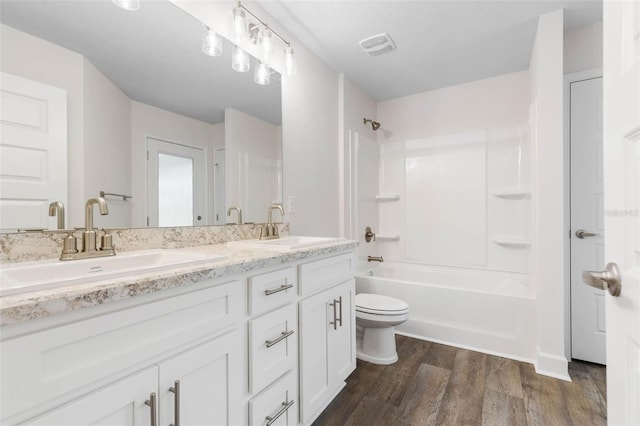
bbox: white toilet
[355,293,409,365]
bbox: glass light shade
[112,0,139,11]
[254,62,270,85]
[284,46,297,76]
[261,28,273,61]
[232,6,246,40]
[232,45,251,72]
[202,28,222,57]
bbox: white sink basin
[228,236,344,251]
[0,248,227,297]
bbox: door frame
[563,68,604,360]
[145,136,208,227]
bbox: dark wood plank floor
[313,335,606,426]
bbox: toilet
[355,293,409,365]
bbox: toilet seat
[355,293,409,315]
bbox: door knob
[575,229,597,239]
[582,263,622,296]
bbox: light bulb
[232,6,246,41]
[112,0,139,11]
[254,62,271,85]
[284,46,297,76]
[202,28,222,57]
[261,27,273,61]
[232,45,250,72]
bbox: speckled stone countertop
[0,240,357,326]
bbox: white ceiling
[0,0,282,125]
[1,0,602,121]
[260,0,603,101]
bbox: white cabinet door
[299,279,356,425]
[299,289,331,424]
[25,367,157,426]
[329,280,356,383]
[158,330,243,426]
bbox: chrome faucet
[227,206,243,224]
[260,204,285,240]
[48,201,65,229]
[368,255,384,263]
[60,197,115,260]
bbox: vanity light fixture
[232,1,297,77]
[202,26,223,57]
[112,0,140,11]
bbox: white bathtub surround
[356,263,536,362]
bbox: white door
[602,1,640,424]
[570,76,606,364]
[27,367,157,425]
[0,72,67,232]
[147,137,206,227]
[158,331,242,426]
[330,280,356,382]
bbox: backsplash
[0,224,289,264]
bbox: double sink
[0,236,344,297]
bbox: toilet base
[355,326,399,365]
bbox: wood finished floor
[313,335,606,426]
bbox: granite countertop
[0,240,357,326]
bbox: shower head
[363,118,381,131]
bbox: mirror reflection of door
[214,147,226,225]
[147,137,206,227]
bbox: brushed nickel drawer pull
[337,296,343,327]
[265,400,295,426]
[265,282,294,295]
[329,299,337,330]
[144,392,157,426]
[169,380,180,426]
[266,330,294,348]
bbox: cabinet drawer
[249,304,297,394]
[249,371,297,426]
[248,266,297,316]
[299,253,355,296]
[1,279,242,421]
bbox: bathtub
[355,262,536,362]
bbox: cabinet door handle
[265,282,294,295]
[144,392,157,426]
[266,330,294,348]
[265,400,295,426]
[329,300,338,330]
[337,296,343,327]
[169,380,180,426]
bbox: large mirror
[0,0,282,232]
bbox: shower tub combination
[355,262,536,362]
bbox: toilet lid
[355,293,409,313]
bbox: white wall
[130,101,222,227]
[224,108,281,224]
[173,0,342,237]
[564,22,603,74]
[83,59,131,229]
[529,9,568,380]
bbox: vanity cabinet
[298,254,356,425]
[1,278,243,425]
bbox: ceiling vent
[359,33,396,56]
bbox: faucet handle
[62,231,78,255]
[100,229,114,252]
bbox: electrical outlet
[288,196,296,214]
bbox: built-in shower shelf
[493,238,531,247]
[376,234,400,241]
[492,189,531,199]
[375,194,401,201]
